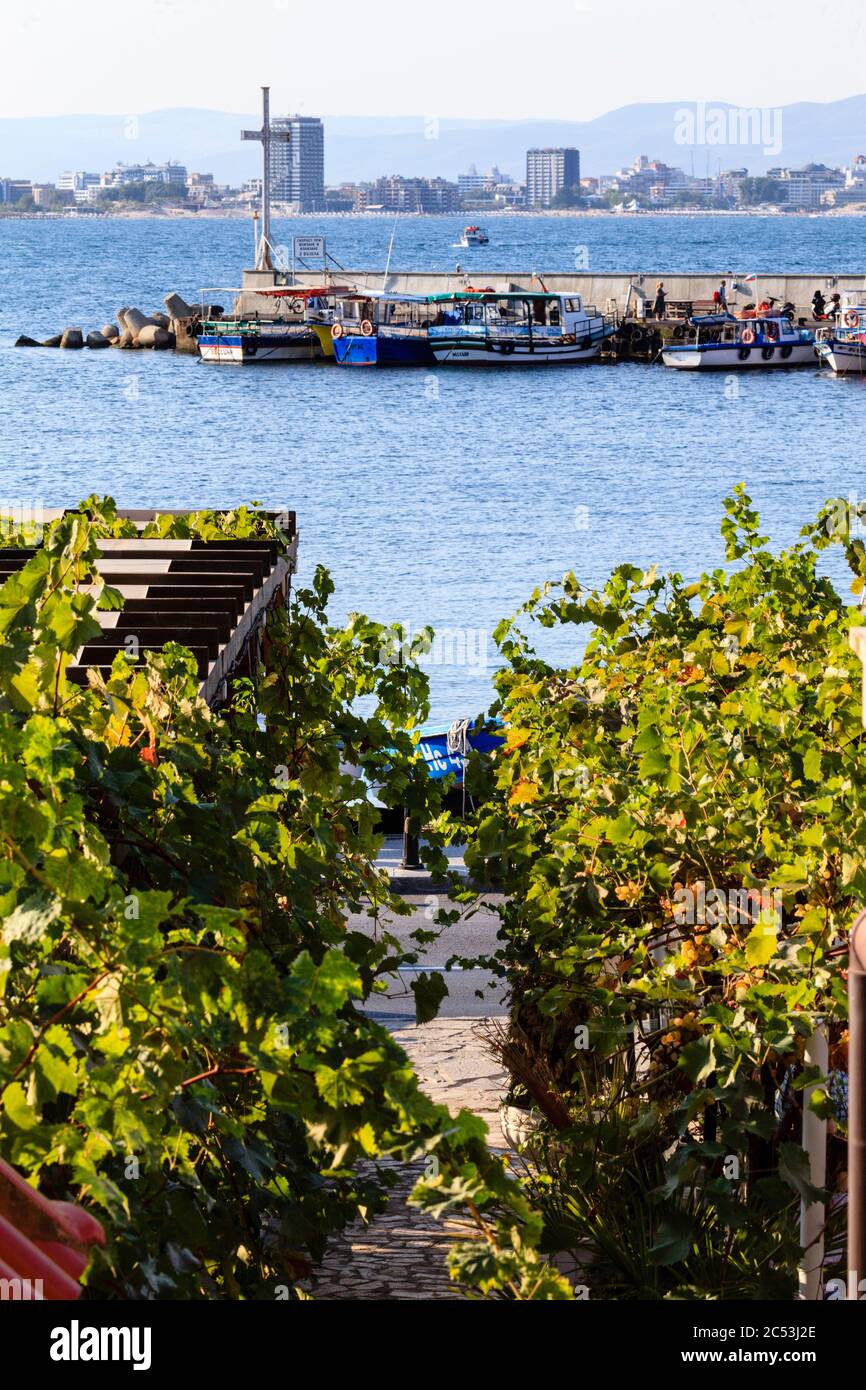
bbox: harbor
[14,267,866,370]
[12,89,866,373]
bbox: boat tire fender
[738,346,751,361]
[781,344,793,359]
[761,345,774,361]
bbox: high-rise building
[525,147,581,207]
[353,176,459,213]
[269,115,325,211]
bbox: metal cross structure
[241,87,291,271]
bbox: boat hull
[198,328,321,364]
[816,339,866,374]
[332,333,435,367]
[431,336,604,363]
[662,342,816,370]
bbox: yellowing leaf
[509,780,539,806]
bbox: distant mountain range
[4,96,866,185]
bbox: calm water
[1,213,866,723]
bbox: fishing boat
[197,316,322,363]
[661,312,816,370]
[196,285,354,364]
[459,224,489,246]
[330,289,616,366]
[815,304,866,374]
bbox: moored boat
[197,317,322,364]
[330,289,617,367]
[815,304,866,374]
[661,313,816,370]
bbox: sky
[2,0,865,121]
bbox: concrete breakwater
[14,293,208,354]
[244,268,866,320]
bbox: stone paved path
[307,1018,508,1301]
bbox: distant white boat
[458,225,489,246]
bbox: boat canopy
[258,285,355,299]
[424,289,561,303]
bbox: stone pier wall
[239,267,866,318]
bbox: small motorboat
[459,225,489,246]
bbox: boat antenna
[382,215,399,291]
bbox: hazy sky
[2,0,865,120]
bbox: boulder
[101,322,120,340]
[116,307,131,332]
[86,331,110,349]
[14,335,42,347]
[164,292,193,319]
[116,329,136,348]
[149,311,171,329]
[42,334,62,348]
[123,306,160,337]
[136,324,175,349]
[60,328,84,349]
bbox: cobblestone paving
[307,1018,507,1301]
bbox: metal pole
[849,911,866,1299]
[401,808,420,870]
[261,86,271,270]
[798,1022,828,1299]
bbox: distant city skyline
[7,96,866,192]
[2,0,866,120]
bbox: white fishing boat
[459,225,489,246]
[197,317,321,363]
[661,313,816,370]
[815,304,866,374]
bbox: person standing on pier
[717,279,728,313]
[653,281,667,319]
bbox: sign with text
[293,235,326,261]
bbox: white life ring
[740,326,755,345]
[331,321,344,339]
[845,310,860,328]
[360,319,374,336]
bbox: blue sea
[1,212,866,723]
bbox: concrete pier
[238,267,866,320]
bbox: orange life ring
[360,319,374,336]
[845,310,860,328]
[740,327,755,344]
[331,320,344,339]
